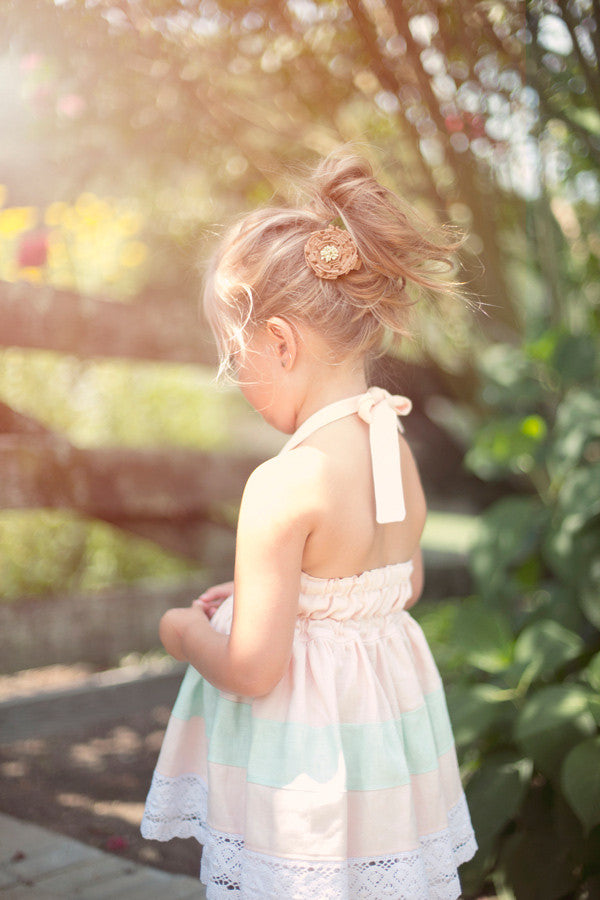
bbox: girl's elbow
[227,630,293,697]
[414,568,425,600]
[158,609,174,646]
[407,579,423,609]
[241,680,276,699]
[407,558,424,609]
[233,658,288,698]
[236,671,282,698]
[159,608,187,660]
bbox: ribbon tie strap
[279,386,412,525]
[357,387,412,524]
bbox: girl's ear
[265,317,298,369]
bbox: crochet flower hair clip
[304,224,362,280]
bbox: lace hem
[141,773,477,899]
[141,771,210,845]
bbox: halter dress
[141,386,477,899]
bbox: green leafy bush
[0,510,198,601]
[416,330,600,899]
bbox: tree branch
[385,0,517,330]
[556,0,600,109]
[526,19,600,167]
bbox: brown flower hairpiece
[304,224,362,280]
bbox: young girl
[141,150,477,899]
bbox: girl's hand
[192,580,234,619]
[159,605,209,661]
[160,604,229,672]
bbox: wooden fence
[0,280,261,671]
[0,280,480,671]
[0,280,262,560]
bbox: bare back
[290,412,427,579]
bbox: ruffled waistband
[297,561,414,622]
[299,560,413,596]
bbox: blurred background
[0,1,599,898]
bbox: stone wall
[0,575,210,673]
[0,548,469,674]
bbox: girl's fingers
[192,596,221,610]
[191,581,234,617]
[192,598,222,620]
[192,597,224,612]
[192,597,216,610]
[195,581,234,604]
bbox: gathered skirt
[141,568,477,899]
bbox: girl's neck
[294,369,368,430]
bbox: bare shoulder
[240,448,329,526]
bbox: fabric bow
[357,387,412,524]
[357,387,412,427]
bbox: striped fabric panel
[170,671,454,791]
[144,750,466,856]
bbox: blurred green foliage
[415,314,600,900]
[1,0,531,354]
[0,350,246,449]
[413,1,600,889]
[0,351,276,600]
[0,510,197,601]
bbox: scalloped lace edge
[141,773,477,899]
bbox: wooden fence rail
[0,433,259,558]
[0,279,216,365]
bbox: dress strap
[280,386,412,524]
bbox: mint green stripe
[171,665,202,718]
[171,667,454,790]
[172,665,215,720]
[208,697,254,768]
[424,688,454,758]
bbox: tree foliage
[418,331,600,898]
[1,0,529,342]
[413,4,600,894]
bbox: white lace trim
[141,773,477,899]
[141,771,211,845]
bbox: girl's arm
[397,434,427,611]
[405,545,424,609]
[160,451,320,697]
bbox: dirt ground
[0,665,201,878]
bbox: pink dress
[141,387,477,899]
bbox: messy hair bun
[203,148,468,380]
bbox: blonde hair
[203,149,468,381]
